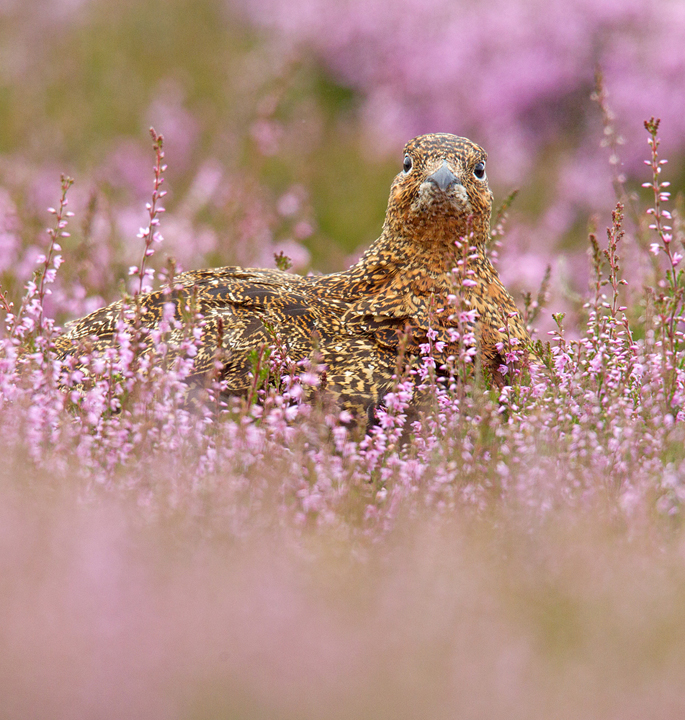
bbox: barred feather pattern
[55,134,531,415]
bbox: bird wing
[55,267,321,385]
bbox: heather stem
[11,174,73,342]
[643,118,677,291]
[37,174,74,334]
[643,118,683,377]
[134,128,167,296]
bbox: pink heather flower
[288,384,303,401]
[299,372,320,386]
[284,405,299,421]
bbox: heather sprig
[640,118,685,406]
[643,118,680,291]
[8,174,74,345]
[130,128,167,296]
[487,188,518,269]
[443,232,479,389]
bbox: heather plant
[6,2,685,716]
[6,73,685,717]
[3,118,685,522]
[3,120,683,533]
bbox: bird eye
[474,161,486,179]
[403,155,413,173]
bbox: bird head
[384,133,493,249]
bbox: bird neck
[347,224,488,282]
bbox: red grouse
[56,133,530,415]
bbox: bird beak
[426,161,458,191]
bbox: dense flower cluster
[2,119,685,533]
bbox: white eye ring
[403,155,413,174]
[474,161,486,179]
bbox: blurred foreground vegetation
[3,1,685,718]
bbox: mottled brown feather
[55,133,531,414]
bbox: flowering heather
[5,78,685,714]
[3,119,681,521]
[235,0,685,313]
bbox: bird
[55,133,531,418]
